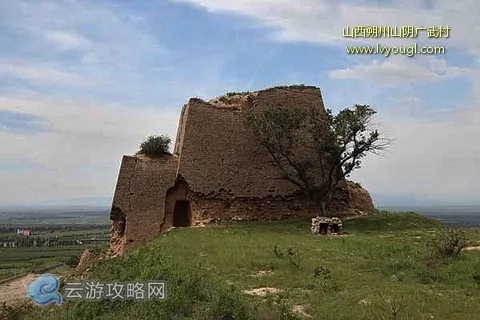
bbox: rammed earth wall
[109,86,375,256]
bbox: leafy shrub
[368,291,409,320]
[313,265,341,292]
[138,135,171,158]
[226,91,250,96]
[285,248,301,270]
[273,244,301,270]
[313,266,331,279]
[64,255,80,267]
[261,294,300,320]
[273,243,284,258]
[472,273,480,286]
[429,226,468,258]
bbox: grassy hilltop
[16,212,480,320]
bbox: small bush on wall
[138,135,171,158]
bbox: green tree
[138,135,172,157]
[243,104,389,216]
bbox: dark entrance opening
[331,224,339,233]
[173,200,192,227]
[319,223,328,235]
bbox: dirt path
[0,274,39,305]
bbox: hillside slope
[20,212,480,320]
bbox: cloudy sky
[0,0,478,207]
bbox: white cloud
[0,61,86,86]
[351,103,480,202]
[172,0,480,103]
[172,0,480,56]
[172,0,480,120]
[328,56,473,86]
[388,94,422,105]
[43,30,92,51]
[0,0,168,94]
[0,94,179,205]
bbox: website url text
[346,43,445,57]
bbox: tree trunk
[325,190,335,217]
[320,201,326,217]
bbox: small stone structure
[311,217,343,235]
[109,85,375,256]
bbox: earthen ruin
[109,85,375,256]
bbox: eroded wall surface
[175,86,374,222]
[110,155,178,255]
[187,180,374,224]
[177,86,326,199]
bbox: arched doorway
[173,200,192,227]
[164,176,192,230]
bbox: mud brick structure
[109,85,375,255]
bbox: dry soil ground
[0,274,39,305]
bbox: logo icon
[28,273,63,306]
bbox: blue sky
[0,0,479,207]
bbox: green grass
[0,246,85,280]
[20,212,480,320]
[0,224,109,281]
